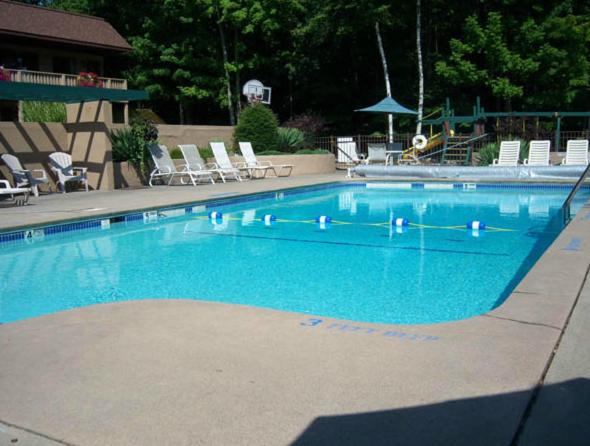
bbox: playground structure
[401,97,590,165]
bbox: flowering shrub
[0,66,11,81]
[77,72,103,88]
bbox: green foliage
[256,149,330,155]
[21,102,66,123]
[234,103,279,152]
[256,150,284,156]
[111,128,144,164]
[295,149,330,154]
[436,12,539,106]
[169,147,183,159]
[111,117,159,170]
[477,143,500,166]
[277,127,305,152]
[199,146,213,161]
[477,140,529,165]
[50,0,590,128]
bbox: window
[0,101,18,122]
[112,103,126,124]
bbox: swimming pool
[1,182,588,324]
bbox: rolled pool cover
[352,165,586,180]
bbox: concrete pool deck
[1,174,590,445]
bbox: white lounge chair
[148,144,212,187]
[238,141,293,178]
[0,179,30,205]
[366,143,387,165]
[524,140,550,166]
[209,142,242,182]
[562,140,589,166]
[336,137,365,166]
[176,144,216,183]
[492,141,520,167]
[1,153,49,197]
[48,152,89,193]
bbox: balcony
[3,68,127,90]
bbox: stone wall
[113,153,336,188]
[0,122,67,192]
[156,125,234,150]
[0,101,116,192]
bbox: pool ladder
[562,162,590,224]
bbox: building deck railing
[3,68,127,90]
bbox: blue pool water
[1,183,588,324]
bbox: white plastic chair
[238,141,293,178]
[523,140,550,166]
[492,141,520,166]
[562,140,589,166]
[209,142,242,182]
[148,144,211,187]
[366,143,387,165]
[1,153,49,197]
[48,152,89,193]
[0,179,30,205]
[336,137,364,165]
[176,144,216,184]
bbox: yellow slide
[401,132,444,162]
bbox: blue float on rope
[261,214,277,226]
[392,217,409,227]
[315,215,332,224]
[208,211,223,221]
[466,220,486,230]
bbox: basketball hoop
[242,79,272,105]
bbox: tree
[415,0,424,135]
[435,12,539,110]
[374,21,393,142]
[234,103,279,152]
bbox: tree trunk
[416,0,424,135]
[217,19,235,126]
[233,28,241,116]
[375,21,393,143]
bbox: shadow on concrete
[290,378,590,446]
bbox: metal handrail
[445,133,489,151]
[414,133,489,161]
[562,162,590,224]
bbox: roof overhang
[0,82,148,103]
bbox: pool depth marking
[563,237,582,251]
[300,318,440,342]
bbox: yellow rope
[196,215,516,232]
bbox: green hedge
[234,103,279,152]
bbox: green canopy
[0,81,148,103]
[355,96,417,115]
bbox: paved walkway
[0,173,349,231]
[1,176,590,445]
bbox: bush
[277,127,305,152]
[111,117,159,171]
[199,146,213,161]
[22,101,66,123]
[111,128,145,164]
[169,147,183,159]
[294,149,330,155]
[257,150,284,156]
[477,143,500,166]
[477,140,529,166]
[283,113,326,149]
[234,103,279,152]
